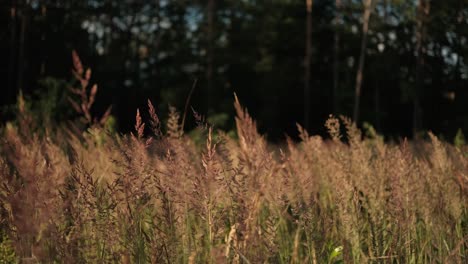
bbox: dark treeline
[1,0,467,141]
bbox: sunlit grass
[0,53,466,263]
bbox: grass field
[1,58,467,263]
[0,93,466,263]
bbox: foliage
[455,128,466,148]
[2,0,467,139]
[0,232,17,264]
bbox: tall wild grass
[0,53,466,263]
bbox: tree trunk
[17,3,29,94]
[40,4,47,76]
[374,0,389,132]
[304,0,313,130]
[353,0,372,124]
[8,0,18,103]
[206,0,215,106]
[333,0,341,114]
[413,0,430,138]
[454,0,463,89]
[151,0,164,98]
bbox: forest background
[1,0,467,141]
